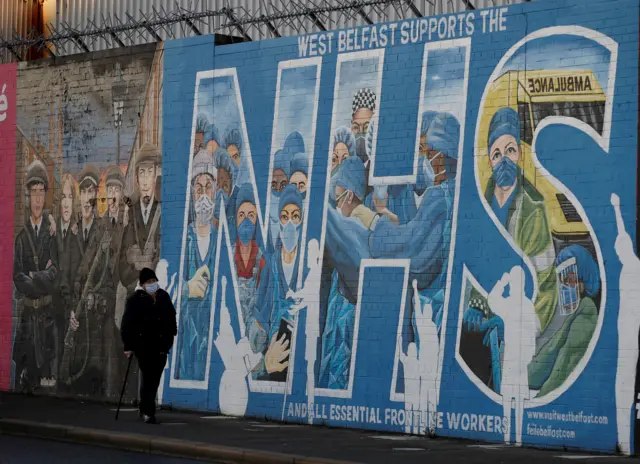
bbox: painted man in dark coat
[13,160,59,392]
[64,164,111,396]
[119,144,162,294]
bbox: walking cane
[115,356,133,420]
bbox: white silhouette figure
[488,266,536,445]
[155,258,177,405]
[412,279,440,434]
[215,276,263,416]
[612,193,640,455]
[286,239,322,424]
[399,338,420,434]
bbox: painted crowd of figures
[13,144,161,399]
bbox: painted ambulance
[477,69,606,257]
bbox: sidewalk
[0,393,629,463]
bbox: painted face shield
[556,257,580,315]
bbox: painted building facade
[0,0,639,455]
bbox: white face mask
[144,282,159,294]
[195,194,214,226]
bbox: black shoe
[138,410,144,419]
[144,415,157,424]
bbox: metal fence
[0,0,527,62]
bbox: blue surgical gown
[175,222,218,381]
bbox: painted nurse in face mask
[175,149,217,381]
[252,185,304,381]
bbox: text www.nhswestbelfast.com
[525,410,608,440]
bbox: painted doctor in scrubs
[464,107,558,393]
[370,112,460,352]
[253,185,304,381]
[289,152,309,199]
[234,183,266,340]
[320,155,379,390]
[175,149,217,381]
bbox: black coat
[121,288,177,356]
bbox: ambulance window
[518,103,534,146]
[531,101,605,135]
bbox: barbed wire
[0,0,444,61]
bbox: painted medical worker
[234,183,266,337]
[289,152,309,199]
[268,149,293,251]
[175,149,217,381]
[351,88,376,150]
[369,112,459,359]
[528,244,599,396]
[328,127,357,205]
[224,128,243,169]
[320,155,378,390]
[212,147,235,235]
[253,185,304,381]
[204,123,221,155]
[484,107,558,331]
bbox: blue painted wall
[160,0,640,453]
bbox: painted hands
[265,332,290,373]
[187,265,210,299]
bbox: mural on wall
[165,0,638,455]
[456,32,613,446]
[11,43,164,400]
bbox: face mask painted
[237,217,256,245]
[335,190,350,217]
[493,156,518,189]
[195,194,214,225]
[329,171,339,203]
[415,153,437,193]
[300,190,307,201]
[270,193,281,223]
[356,136,368,164]
[144,282,159,294]
[280,220,300,253]
[213,189,229,220]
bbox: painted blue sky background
[272,65,318,155]
[422,46,467,121]
[502,35,611,93]
[197,75,242,142]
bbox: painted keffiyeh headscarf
[352,88,377,118]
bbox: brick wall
[4,0,640,455]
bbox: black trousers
[137,352,167,417]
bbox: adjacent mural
[1,0,639,457]
[11,44,163,400]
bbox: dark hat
[105,165,124,189]
[26,160,49,191]
[136,143,161,169]
[139,268,158,285]
[78,164,100,190]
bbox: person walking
[120,268,177,424]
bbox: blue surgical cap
[273,149,291,178]
[335,155,366,201]
[224,129,242,153]
[333,127,357,160]
[420,111,438,137]
[204,123,221,147]
[488,107,521,151]
[290,152,309,177]
[556,245,600,297]
[214,147,234,186]
[426,112,461,160]
[192,149,215,181]
[283,131,305,157]
[279,184,303,212]
[235,182,255,210]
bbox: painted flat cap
[26,160,49,190]
[105,165,124,188]
[78,164,101,189]
[136,143,161,168]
